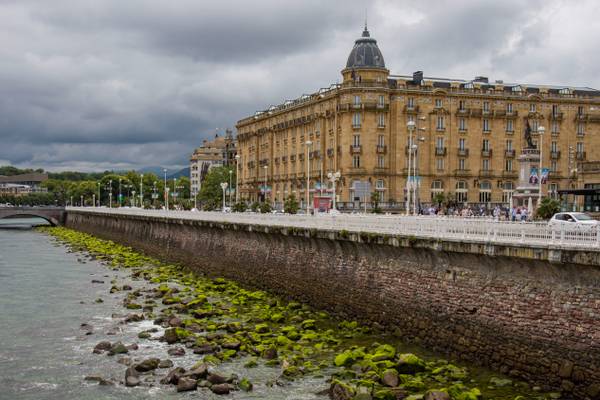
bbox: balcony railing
[453,169,471,176]
[352,123,361,129]
[576,151,586,160]
[457,148,469,156]
[479,170,494,177]
[376,145,387,154]
[550,151,561,159]
[350,145,362,154]
[505,149,516,158]
[550,112,564,121]
[435,147,447,156]
[481,149,493,157]
[403,105,420,114]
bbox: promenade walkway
[68,207,600,251]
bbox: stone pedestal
[512,148,541,212]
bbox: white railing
[67,207,600,251]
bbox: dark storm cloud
[0,0,598,171]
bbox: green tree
[284,194,299,214]
[536,197,560,220]
[370,191,382,214]
[199,166,235,207]
[259,202,272,214]
[232,202,248,212]
[432,192,445,208]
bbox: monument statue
[524,120,535,149]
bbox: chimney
[412,71,423,84]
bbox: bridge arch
[0,207,66,226]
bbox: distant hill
[167,167,190,180]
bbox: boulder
[125,366,140,387]
[168,347,186,357]
[210,383,231,395]
[262,347,278,360]
[207,372,228,385]
[182,363,208,380]
[93,341,112,354]
[108,342,128,356]
[193,344,217,354]
[424,391,450,400]
[163,328,178,344]
[381,369,399,387]
[176,377,197,392]
[329,381,355,400]
[158,359,174,369]
[168,317,183,327]
[134,358,160,372]
[159,367,185,385]
[222,341,241,350]
[396,353,426,374]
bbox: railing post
[596,224,600,247]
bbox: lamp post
[228,169,233,206]
[131,190,136,207]
[220,182,228,212]
[413,137,426,215]
[108,180,113,208]
[262,165,268,203]
[172,178,177,209]
[140,174,144,209]
[163,168,168,210]
[327,171,341,211]
[152,181,158,208]
[305,140,312,214]
[93,194,96,208]
[118,178,122,207]
[406,121,415,215]
[235,154,241,203]
[97,182,100,207]
[538,125,545,206]
[80,195,83,207]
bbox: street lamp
[327,171,341,211]
[538,125,545,206]
[97,182,101,207]
[228,169,233,206]
[80,195,83,207]
[119,178,122,207]
[152,181,158,208]
[131,190,136,207]
[235,154,241,203]
[163,168,168,210]
[140,174,144,209]
[406,121,416,215]
[220,182,228,212]
[262,165,268,203]
[413,137,426,215]
[305,140,312,214]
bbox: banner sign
[540,168,549,184]
[529,167,539,184]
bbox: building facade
[236,26,600,209]
[0,173,48,195]
[189,130,237,196]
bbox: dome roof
[346,26,385,69]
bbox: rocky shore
[41,227,560,400]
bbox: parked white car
[549,212,599,228]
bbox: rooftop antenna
[365,8,368,31]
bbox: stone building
[0,173,48,195]
[236,26,600,210]
[189,130,237,196]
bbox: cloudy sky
[1,0,598,172]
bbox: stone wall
[66,211,600,398]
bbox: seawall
[65,210,600,398]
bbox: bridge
[0,206,66,226]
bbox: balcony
[326,148,334,157]
[457,148,469,156]
[352,123,361,129]
[378,123,386,129]
[549,171,562,179]
[376,145,387,154]
[479,170,494,177]
[352,103,362,110]
[435,147,447,156]
[576,151,586,160]
[549,112,564,121]
[290,155,296,162]
[502,171,518,178]
[403,105,420,114]
[453,169,472,177]
[481,149,493,157]
[505,149,516,158]
[550,151,561,159]
[350,145,362,154]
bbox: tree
[259,202,272,213]
[370,191,382,214]
[199,166,235,206]
[536,197,560,220]
[284,194,299,214]
[432,192,445,208]
[232,202,248,213]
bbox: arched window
[430,180,444,200]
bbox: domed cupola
[346,25,386,69]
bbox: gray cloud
[0,0,598,172]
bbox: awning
[557,188,600,195]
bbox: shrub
[259,202,272,214]
[250,201,260,212]
[536,197,560,220]
[231,202,248,213]
[284,194,299,214]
